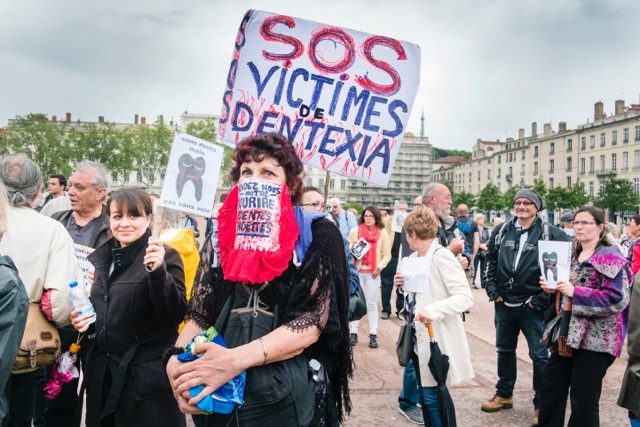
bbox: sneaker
[381,312,390,320]
[350,333,358,346]
[531,408,540,426]
[480,395,513,412]
[398,407,424,425]
[369,334,378,348]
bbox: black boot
[369,334,378,348]
[350,333,358,346]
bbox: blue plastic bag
[178,327,246,414]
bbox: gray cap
[560,212,574,223]
[513,189,546,211]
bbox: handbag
[13,303,61,374]
[540,293,572,357]
[348,283,366,322]
[396,323,413,367]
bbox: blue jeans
[421,386,443,427]
[398,359,420,411]
[494,301,548,408]
[631,415,640,427]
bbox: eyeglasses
[363,214,375,218]
[572,221,596,227]
[433,194,452,201]
[299,202,324,211]
[514,201,534,207]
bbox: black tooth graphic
[542,252,558,281]
[176,153,206,202]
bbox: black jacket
[485,216,569,310]
[52,207,111,249]
[84,229,186,427]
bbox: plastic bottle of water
[69,281,96,324]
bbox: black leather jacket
[485,217,569,310]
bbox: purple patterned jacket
[569,245,631,357]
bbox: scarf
[217,178,299,285]
[358,223,380,271]
[294,207,327,265]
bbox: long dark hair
[572,205,609,259]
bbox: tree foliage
[184,117,232,186]
[595,178,640,221]
[453,190,476,208]
[133,118,173,191]
[3,114,74,177]
[477,182,503,220]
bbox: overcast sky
[2,0,639,151]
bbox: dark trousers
[380,256,399,315]
[6,370,44,427]
[537,349,615,427]
[473,255,487,288]
[494,301,548,408]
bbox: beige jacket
[348,226,391,271]
[0,206,78,326]
[408,241,475,387]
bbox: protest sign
[219,9,421,187]
[158,133,223,217]
[538,240,572,289]
[235,178,284,251]
[73,244,95,293]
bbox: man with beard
[481,189,568,426]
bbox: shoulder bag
[13,303,61,373]
[348,282,366,322]
[396,322,413,367]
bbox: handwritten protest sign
[219,9,421,187]
[235,178,283,251]
[74,244,95,293]
[158,133,223,217]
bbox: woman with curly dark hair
[166,133,353,426]
[347,205,391,349]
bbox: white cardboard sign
[218,9,421,187]
[158,133,223,217]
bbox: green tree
[568,181,590,209]
[343,203,363,215]
[546,186,571,211]
[476,182,503,222]
[2,114,74,177]
[532,177,548,201]
[453,190,476,208]
[132,118,173,192]
[184,117,233,186]
[106,126,137,188]
[595,178,640,221]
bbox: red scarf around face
[217,178,299,285]
[359,223,381,271]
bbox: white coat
[409,240,475,387]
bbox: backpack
[494,220,550,256]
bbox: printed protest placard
[218,9,421,187]
[158,133,224,217]
[74,244,95,293]
[538,240,572,289]
[350,238,372,260]
[391,210,408,233]
[235,178,283,251]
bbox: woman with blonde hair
[394,206,474,426]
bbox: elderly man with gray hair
[0,154,78,427]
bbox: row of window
[580,126,640,150]
[458,177,640,196]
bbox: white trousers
[349,272,380,335]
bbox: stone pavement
[342,286,630,427]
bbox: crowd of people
[0,133,637,426]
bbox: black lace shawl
[186,217,353,423]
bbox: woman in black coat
[72,188,187,427]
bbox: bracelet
[259,337,268,366]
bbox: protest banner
[73,244,95,293]
[218,9,421,187]
[158,133,224,217]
